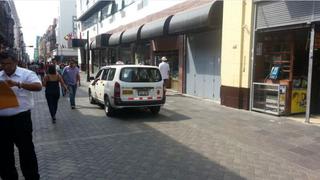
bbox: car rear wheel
[149,106,161,115]
[104,96,115,117]
[89,90,95,104]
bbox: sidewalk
[24,72,320,179]
[80,71,92,87]
[80,71,320,126]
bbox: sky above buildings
[14,0,59,59]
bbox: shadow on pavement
[75,105,103,110]
[111,108,192,122]
[29,87,246,180]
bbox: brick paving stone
[10,74,320,179]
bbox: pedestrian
[0,49,41,180]
[159,56,170,88]
[37,62,45,83]
[62,59,80,109]
[43,65,68,123]
[51,58,60,72]
[116,58,124,65]
[58,63,66,96]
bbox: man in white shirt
[159,56,170,88]
[0,50,42,180]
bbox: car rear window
[120,67,162,82]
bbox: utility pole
[86,31,90,82]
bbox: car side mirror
[89,76,95,81]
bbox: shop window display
[154,51,179,91]
[253,30,310,115]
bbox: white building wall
[57,0,77,48]
[99,0,185,32]
[76,0,186,65]
[78,0,186,40]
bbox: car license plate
[122,89,133,95]
[138,90,149,96]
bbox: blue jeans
[68,84,77,107]
[61,86,66,96]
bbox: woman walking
[43,65,68,123]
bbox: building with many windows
[0,0,14,50]
[0,0,30,64]
[38,19,57,63]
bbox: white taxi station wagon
[88,65,166,116]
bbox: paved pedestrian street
[15,83,320,179]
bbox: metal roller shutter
[256,1,320,30]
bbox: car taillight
[114,82,120,98]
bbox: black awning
[140,16,173,40]
[108,31,125,46]
[121,25,144,44]
[69,39,87,48]
[168,1,223,35]
[92,33,111,49]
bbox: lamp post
[56,43,60,62]
[86,31,90,82]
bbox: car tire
[149,106,161,115]
[88,90,95,104]
[104,96,115,117]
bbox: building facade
[251,1,320,121]
[76,0,223,100]
[37,19,57,63]
[220,0,254,110]
[53,0,78,63]
[0,0,28,64]
[0,0,14,50]
[70,0,320,120]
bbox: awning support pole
[86,31,90,82]
[305,24,315,123]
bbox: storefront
[98,1,222,94]
[185,30,221,101]
[90,34,110,73]
[150,36,181,91]
[134,42,151,65]
[136,15,182,92]
[120,26,143,65]
[108,31,124,64]
[167,1,223,97]
[251,1,320,120]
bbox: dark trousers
[68,84,77,107]
[0,110,40,180]
[45,93,60,118]
[164,79,169,88]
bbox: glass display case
[252,82,287,115]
